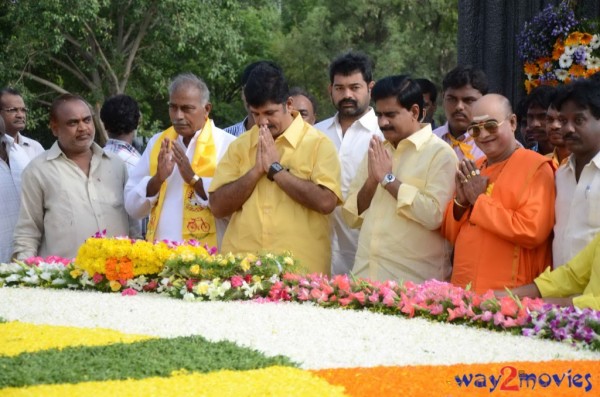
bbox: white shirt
[16,132,45,160]
[315,109,383,275]
[553,152,600,268]
[125,121,234,244]
[0,134,30,262]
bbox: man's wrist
[267,162,285,181]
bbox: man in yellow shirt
[504,233,600,311]
[209,63,342,274]
[343,75,458,283]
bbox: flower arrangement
[517,2,600,93]
[74,233,210,279]
[1,254,599,351]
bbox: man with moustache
[442,94,555,293]
[343,75,457,283]
[125,73,235,248]
[12,94,131,260]
[524,85,556,155]
[315,52,383,275]
[545,101,570,170]
[0,88,44,160]
[552,80,600,269]
[209,63,342,275]
[433,66,488,161]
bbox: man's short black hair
[241,60,282,87]
[442,65,488,95]
[100,94,141,138]
[372,75,424,120]
[289,86,318,115]
[244,63,289,108]
[415,78,438,102]
[328,51,373,84]
[554,79,600,119]
[526,85,557,111]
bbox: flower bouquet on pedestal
[517,1,600,93]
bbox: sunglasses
[467,116,510,138]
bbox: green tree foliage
[0,0,457,144]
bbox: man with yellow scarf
[125,73,235,249]
[209,63,342,275]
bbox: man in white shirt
[315,52,383,275]
[0,88,45,160]
[0,117,30,262]
[343,75,457,283]
[552,79,600,268]
[432,66,488,162]
[125,73,235,248]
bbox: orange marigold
[536,57,552,70]
[552,38,565,59]
[524,79,540,94]
[580,32,593,45]
[565,31,584,46]
[105,257,135,281]
[569,64,586,77]
[524,62,539,75]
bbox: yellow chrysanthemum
[189,265,200,275]
[240,258,251,272]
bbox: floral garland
[1,255,599,351]
[517,2,600,93]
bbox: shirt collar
[331,107,378,132]
[1,133,16,147]
[392,123,433,151]
[249,111,306,149]
[47,141,106,160]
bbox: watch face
[272,163,284,172]
[385,174,394,183]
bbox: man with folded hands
[442,94,555,293]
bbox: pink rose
[92,273,104,284]
[231,275,244,288]
[121,288,137,296]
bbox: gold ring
[470,170,477,177]
[462,179,468,183]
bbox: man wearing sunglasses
[0,88,44,160]
[442,94,555,294]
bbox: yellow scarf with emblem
[447,133,474,160]
[146,120,217,247]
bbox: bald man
[442,94,555,293]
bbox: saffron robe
[442,148,555,293]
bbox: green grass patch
[0,335,297,388]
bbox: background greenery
[0,0,457,148]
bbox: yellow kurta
[535,233,600,310]
[343,124,458,283]
[209,114,342,274]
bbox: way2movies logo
[454,365,593,393]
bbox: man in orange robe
[442,94,555,293]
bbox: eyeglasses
[1,107,28,115]
[467,116,510,138]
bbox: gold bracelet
[189,174,201,187]
[453,197,469,208]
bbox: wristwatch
[267,162,285,181]
[381,173,396,187]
